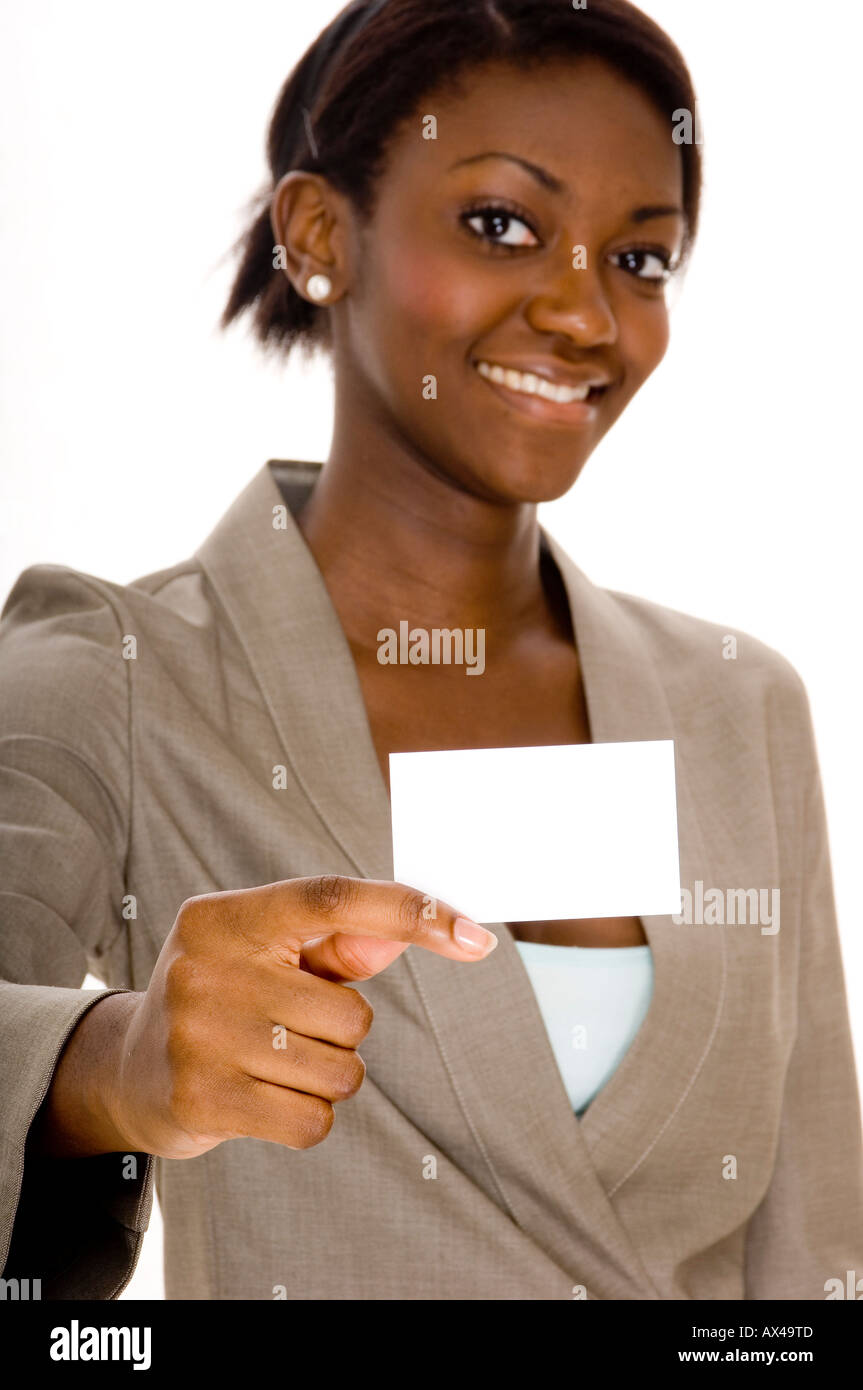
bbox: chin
[472,452,592,506]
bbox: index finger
[227,875,499,967]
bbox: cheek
[620,299,671,382]
[348,232,488,422]
[365,231,492,347]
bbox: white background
[1,1,861,1300]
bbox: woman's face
[333,56,687,504]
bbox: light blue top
[514,940,654,1116]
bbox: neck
[296,417,554,651]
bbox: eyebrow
[449,151,566,193]
[630,204,685,223]
[448,152,685,222]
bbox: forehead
[382,56,683,207]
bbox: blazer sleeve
[744,673,863,1299]
[0,565,155,1299]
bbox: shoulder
[0,557,219,740]
[0,556,218,652]
[0,564,127,692]
[605,584,815,754]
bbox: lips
[473,359,612,405]
[471,357,612,423]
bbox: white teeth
[475,360,595,404]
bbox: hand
[102,876,497,1158]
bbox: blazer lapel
[195,459,394,882]
[195,461,727,1299]
[542,531,727,1196]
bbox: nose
[524,258,618,348]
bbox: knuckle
[298,874,358,921]
[329,1051,366,1102]
[340,990,374,1042]
[344,995,372,1039]
[163,951,204,1013]
[164,1002,200,1059]
[397,889,432,938]
[293,1097,335,1149]
[173,894,213,944]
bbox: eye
[610,247,674,284]
[459,200,540,250]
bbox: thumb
[300,915,498,983]
[300,934,409,983]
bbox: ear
[269,171,351,302]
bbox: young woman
[1,0,860,1301]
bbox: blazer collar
[196,459,726,1298]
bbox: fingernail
[453,917,498,954]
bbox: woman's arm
[744,690,863,1299]
[0,565,156,1298]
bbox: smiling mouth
[473,359,609,406]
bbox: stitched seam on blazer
[607,932,729,1199]
[120,587,137,980]
[405,956,526,1228]
[406,959,601,1299]
[0,735,129,962]
[0,733,125,851]
[44,571,135,894]
[22,570,137,966]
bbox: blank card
[389,740,681,924]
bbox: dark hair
[221,0,702,360]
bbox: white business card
[389,740,681,924]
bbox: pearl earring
[306,273,332,302]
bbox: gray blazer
[1,459,861,1300]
